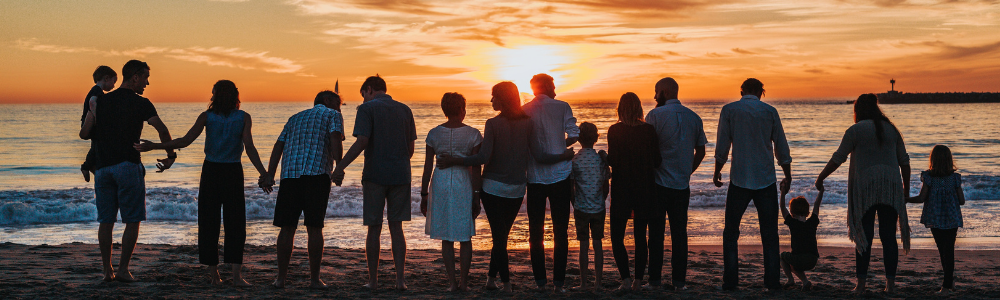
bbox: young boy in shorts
[780,189,824,291]
[81,65,118,182]
[571,122,610,291]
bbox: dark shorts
[95,161,146,223]
[781,251,818,271]
[273,174,332,228]
[362,181,411,226]
[574,210,606,241]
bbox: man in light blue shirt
[713,78,793,291]
[522,73,579,292]
[643,77,706,290]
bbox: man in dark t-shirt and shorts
[332,75,417,291]
[80,60,176,283]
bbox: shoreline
[2,242,997,299]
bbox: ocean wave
[1,175,997,225]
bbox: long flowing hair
[208,80,240,115]
[617,92,645,126]
[854,93,899,144]
[928,145,957,177]
[492,81,527,120]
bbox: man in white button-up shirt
[643,78,707,291]
[713,78,792,291]
[522,73,579,292]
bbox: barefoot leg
[443,241,458,291]
[207,265,223,285]
[388,221,407,290]
[232,264,251,287]
[274,226,295,288]
[577,241,590,290]
[458,241,472,291]
[115,222,140,282]
[306,226,328,289]
[364,224,381,289]
[98,223,115,281]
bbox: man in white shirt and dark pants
[522,73,579,293]
[714,78,792,292]
[644,78,707,291]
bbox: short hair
[208,80,240,115]
[360,75,387,93]
[92,66,117,83]
[440,92,466,118]
[314,90,339,106]
[121,60,150,82]
[789,196,810,216]
[617,92,645,126]
[579,122,598,146]
[741,78,764,95]
[530,73,554,86]
[655,77,679,106]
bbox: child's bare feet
[272,279,285,288]
[115,270,135,283]
[783,280,796,289]
[395,282,407,291]
[310,279,329,290]
[801,281,812,291]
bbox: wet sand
[1,242,998,299]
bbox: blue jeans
[722,183,780,290]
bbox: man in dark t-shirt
[79,60,176,283]
[779,190,824,291]
[80,66,118,182]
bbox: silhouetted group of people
[80,60,966,294]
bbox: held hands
[561,147,576,161]
[472,192,482,219]
[814,179,825,192]
[779,177,791,195]
[330,169,345,186]
[713,171,724,187]
[258,175,275,194]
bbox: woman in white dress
[420,92,482,292]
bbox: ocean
[1,100,998,250]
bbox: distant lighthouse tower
[890,79,896,92]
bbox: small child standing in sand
[779,189,823,291]
[80,66,117,182]
[420,92,482,292]
[570,122,609,291]
[907,145,965,293]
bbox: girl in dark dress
[606,92,661,291]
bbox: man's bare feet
[233,277,251,287]
[363,282,376,290]
[102,267,115,282]
[852,282,866,294]
[395,282,407,291]
[937,287,953,294]
[115,270,135,283]
[310,279,329,290]
[208,266,223,285]
[630,279,641,291]
[485,277,500,290]
[501,283,513,293]
[801,281,812,291]
[617,278,633,291]
[884,280,895,293]
[272,279,285,289]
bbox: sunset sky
[2,0,999,103]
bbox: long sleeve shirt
[714,95,792,190]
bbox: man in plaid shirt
[262,90,344,289]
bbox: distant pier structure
[876,79,1000,104]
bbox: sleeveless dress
[424,125,483,242]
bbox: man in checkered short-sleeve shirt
[262,90,344,289]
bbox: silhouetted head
[854,93,899,144]
[928,145,957,177]
[360,75,387,102]
[740,78,764,98]
[579,122,599,148]
[654,77,679,107]
[789,196,810,217]
[441,92,467,121]
[617,92,645,126]
[209,80,240,115]
[314,90,340,111]
[121,60,150,94]
[491,81,527,119]
[93,66,117,92]
[530,73,556,99]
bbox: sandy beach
[2,242,997,299]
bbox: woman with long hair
[816,93,910,293]
[135,80,268,286]
[437,82,571,292]
[606,92,660,291]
